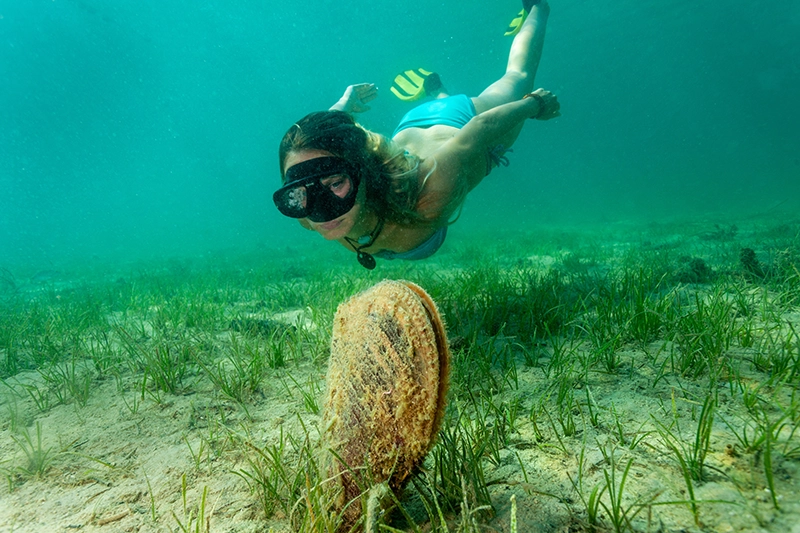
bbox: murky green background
[2,0,798,267]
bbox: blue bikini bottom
[393,95,477,136]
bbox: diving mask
[273,157,360,223]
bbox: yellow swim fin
[390,68,434,102]
[505,1,539,36]
[504,9,528,37]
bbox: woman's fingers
[536,89,560,120]
[354,83,378,103]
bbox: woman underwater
[273,0,560,269]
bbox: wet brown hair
[278,111,427,225]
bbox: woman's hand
[524,89,560,120]
[330,83,378,113]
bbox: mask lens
[323,175,353,199]
[305,174,356,222]
[273,183,309,218]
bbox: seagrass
[322,279,450,530]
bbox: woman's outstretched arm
[460,89,560,155]
[413,89,559,221]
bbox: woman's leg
[472,0,550,114]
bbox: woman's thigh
[471,73,527,114]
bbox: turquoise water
[2,0,799,267]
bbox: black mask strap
[283,156,355,186]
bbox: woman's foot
[423,73,446,98]
[506,0,547,37]
[523,0,540,12]
[526,0,549,17]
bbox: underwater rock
[675,256,714,283]
[739,247,765,279]
[321,280,450,531]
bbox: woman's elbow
[466,113,501,133]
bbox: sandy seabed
[2,218,800,533]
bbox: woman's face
[283,149,364,241]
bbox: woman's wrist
[522,92,547,119]
[330,98,348,112]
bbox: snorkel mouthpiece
[273,157,360,223]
